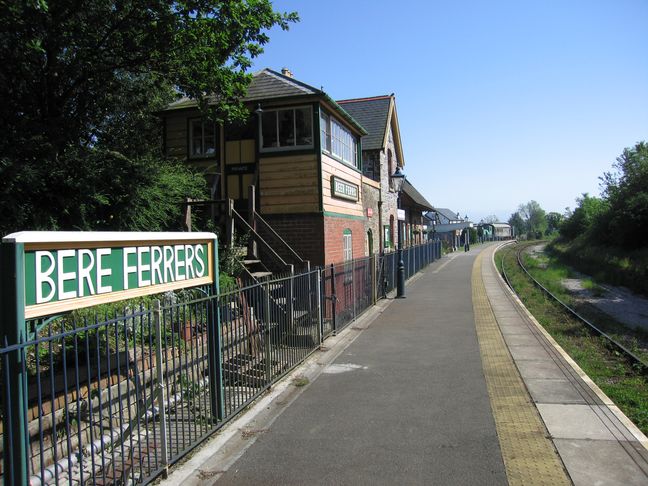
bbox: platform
[162,242,648,485]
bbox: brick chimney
[281,67,293,78]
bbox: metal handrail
[230,207,292,273]
[252,211,309,269]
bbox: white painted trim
[2,231,217,244]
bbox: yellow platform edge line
[472,250,572,486]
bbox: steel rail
[501,241,648,374]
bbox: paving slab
[504,333,542,346]
[537,404,617,440]
[496,316,530,327]
[515,359,569,380]
[554,439,648,486]
[499,324,529,336]
[481,242,648,484]
[508,344,552,361]
[525,378,587,404]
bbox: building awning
[401,180,433,212]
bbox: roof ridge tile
[337,95,392,104]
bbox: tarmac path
[160,242,648,485]
[213,246,508,485]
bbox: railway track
[500,241,648,375]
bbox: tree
[517,200,547,238]
[546,212,563,235]
[598,141,648,249]
[0,0,298,234]
[508,212,526,238]
[559,193,608,241]
[483,214,499,224]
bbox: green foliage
[508,211,526,237]
[508,200,547,239]
[469,227,478,244]
[558,142,648,250]
[559,193,608,241]
[0,0,298,235]
[549,240,648,297]
[518,200,547,238]
[219,272,238,292]
[599,142,648,249]
[119,158,207,231]
[497,243,648,434]
[545,212,563,235]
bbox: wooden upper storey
[159,69,371,218]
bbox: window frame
[343,229,353,262]
[259,105,314,153]
[383,225,391,249]
[320,109,360,170]
[388,149,396,192]
[343,229,353,284]
[188,118,218,159]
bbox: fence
[0,240,441,485]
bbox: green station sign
[2,231,217,319]
[0,231,222,485]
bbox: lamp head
[390,166,406,193]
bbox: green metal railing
[0,240,442,485]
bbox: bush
[560,193,608,242]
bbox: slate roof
[162,68,366,135]
[433,208,462,222]
[402,180,434,212]
[337,96,391,151]
[433,222,472,233]
[244,68,320,101]
[164,68,319,110]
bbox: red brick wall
[260,213,367,267]
[324,216,366,265]
[262,213,325,267]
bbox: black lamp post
[391,166,406,298]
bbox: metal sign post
[0,240,29,486]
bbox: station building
[337,95,433,254]
[159,68,371,267]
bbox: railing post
[316,269,323,346]
[0,241,29,486]
[226,199,235,248]
[288,264,295,330]
[153,300,169,476]
[264,281,272,385]
[352,259,357,321]
[207,239,224,421]
[371,254,377,305]
[183,197,192,232]
[330,264,337,335]
[248,185,257,258]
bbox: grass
[549,238,648,297]
[292,376,310,387]
[496,242,648,436]
[520,245,648,361]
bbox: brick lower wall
[324,215,367,265]
[262,213,325,267]
[261,213,368,267]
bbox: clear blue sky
[251,0,648,222]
